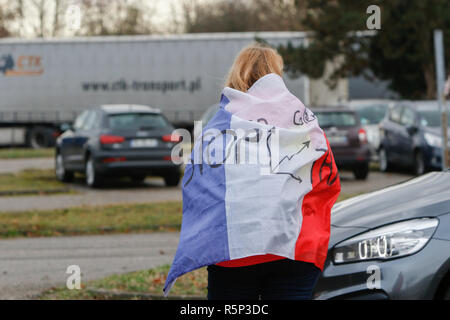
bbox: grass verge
[369,161,381,171]
[39,265,207,300]
[0,148,54,159]
[0,201,182,238]
[0,169,72,196]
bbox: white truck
[0,32,348,148]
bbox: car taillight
[102,157,126,163]
[358,128,368,144]
[162,134,181,142]
[100,135,125,144]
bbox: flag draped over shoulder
[164,73,340,295]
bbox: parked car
[313,107,371,180]
[379,101,450,175]
[314,170,450,299]
[346,100,393,160]
[55,104,181,188]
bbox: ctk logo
[0,54,44,76]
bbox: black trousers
[207,259,321,300]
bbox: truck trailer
[0,32,347,148]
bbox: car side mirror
[60,123,73,132]
[407,125,418,135]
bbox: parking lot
[0,155,413,297]
[0,157,413,213]
[338,169,413,195]
[0,155,415,299]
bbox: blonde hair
[225,43,284,92]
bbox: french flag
[164,74,340,295]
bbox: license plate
[328,135,348,144]
[130,139,157,148]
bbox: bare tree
[2,0,304,38]
[32,0,46,37]
[4,0,71,37]
[115,3,154,35]
[182,0,255,33]
[51,0,66,36]
[0,0,25,37]
[254,0,305,31]
[0,4,11,37]
[165,1,182,34]
[79,0,154,36]
[180,0,306,33]
[1,0,156,38]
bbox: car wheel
[85,155,102,188]
[379,148,391,172]
[163,170,181,187]
[55,153,74,182]
[353,162,369,180]
[413,150,425,176]
[130,175,146,184]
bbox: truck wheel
[163,170,181,187]
[28,127,53,149]
[353,162,369,180]
[55,153,74,182]
[85,156,102,188]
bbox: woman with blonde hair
[164,43,340,300]
[225,43,284,91]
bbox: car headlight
[424,133,442,148]
[333,218,438,264]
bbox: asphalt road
[0,179,182,212]
[338,170,414,195]
[0,158,54,174]
[0,232,180,300]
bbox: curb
[0,188,72,196]
[87,288,206,300]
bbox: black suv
[55,104,181,188]
[379,101,450,175]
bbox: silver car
[347,100,394,160]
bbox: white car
[346,99,394,160]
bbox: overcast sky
[152,0,182,28]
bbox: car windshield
[315,111,357,128]
[108,113,170,129]
[418,109,450,127]
[354,104,389,125]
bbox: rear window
[107,113,170,130]
[315,111,357,127]
[418,110,450,127]
[354,104,389,125]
